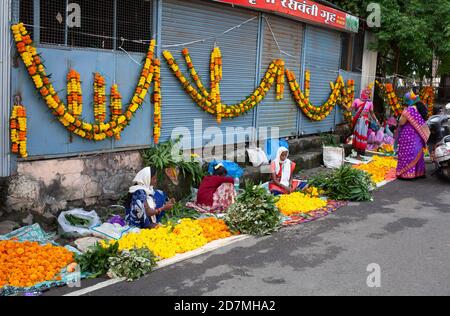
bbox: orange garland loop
[10,104,28,158]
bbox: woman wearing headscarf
[269,147,307,196]
[125,167,175,229]
[187,163,237,214]
[352,85,380,160]
[396,92,431,180]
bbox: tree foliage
[330,0,450,78]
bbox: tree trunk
[394,46,401,88]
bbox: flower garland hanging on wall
[163,48,286,123]
[11,23,160,142]
[376,81,403,117]
[10,104,28,158]
[420,86,435,118]
[110,84,123,140]
[286,70,355,122]
[164,47,352,123]
[67,69,83,118]
[153,59,162,144]
[94,73,107,123]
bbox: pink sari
[396,107,431,179]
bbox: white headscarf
[274,147,292,187]
[129,167,156,209]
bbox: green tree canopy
[330,0,450,78]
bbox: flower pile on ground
[276,192,328,216]
[197,218,232,242]
[0,240,74,288]
[378,144,395,155]
[354,156,398,184]
[107,219,208,260]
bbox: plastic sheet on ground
[0,224,88,297]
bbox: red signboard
[213,0,359,33]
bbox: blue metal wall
[301,26,342,135]
[160,0,259,148]
[9,0,355,159]
[256,14,303,138]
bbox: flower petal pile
[276,192,328,216]
[354,156,398,184]
[197,218,232,242]
[0,240,74,288]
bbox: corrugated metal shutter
[0,0,11,176]
[336,70,362,124]
[256,14,303,138]
[301,26,342,135]
[160,0,259,148]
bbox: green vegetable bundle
[108,248,157,281]
[65,214,91,228]
[310,165,375,202]
[225,183,282,236]
[76,243,120,278]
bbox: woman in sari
[269,147,308,196]
[396,92,431,180]
[188,163,237,214]
[125,167,175,229]
[352,86,380,160]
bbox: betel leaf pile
[310,165,375,202]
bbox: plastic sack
[90,223,134,241]
[57,209,101,238]
[247,148,269,167]
[323,146,345,169]
[0,224,54,244]
[208,160,244,179]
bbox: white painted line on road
[64,234,251,296]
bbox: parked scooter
[427,104,450,180]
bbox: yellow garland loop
[164,48,355,123]
[11,23,158,142]
[10,104,28,158]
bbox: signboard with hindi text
[213,0,360,33]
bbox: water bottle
[234,177,240,191]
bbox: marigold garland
[420,86,435,118]
[163,49,284,122]
[376,81,404,117]
[0,240,74,288]
[152,60,162,144]
[165,47,354,123]
[67,69,83,118]
[10,104,28,158]
[94,73,107,123]
[12,23,159,142]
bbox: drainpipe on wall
[0,0,12,177]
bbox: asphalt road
[48,166,450,296]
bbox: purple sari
[396,107,431,179]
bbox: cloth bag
[323,146,345,169]
[247,148,269,167]
[58,209,101,238]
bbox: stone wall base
[2,150,144,226]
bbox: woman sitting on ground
[125,167,175,229]
[190,164,237,214]
[269,147,308,196]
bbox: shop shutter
[301,26,342,135]
[160,0,259,148]
[256,14,303,138]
